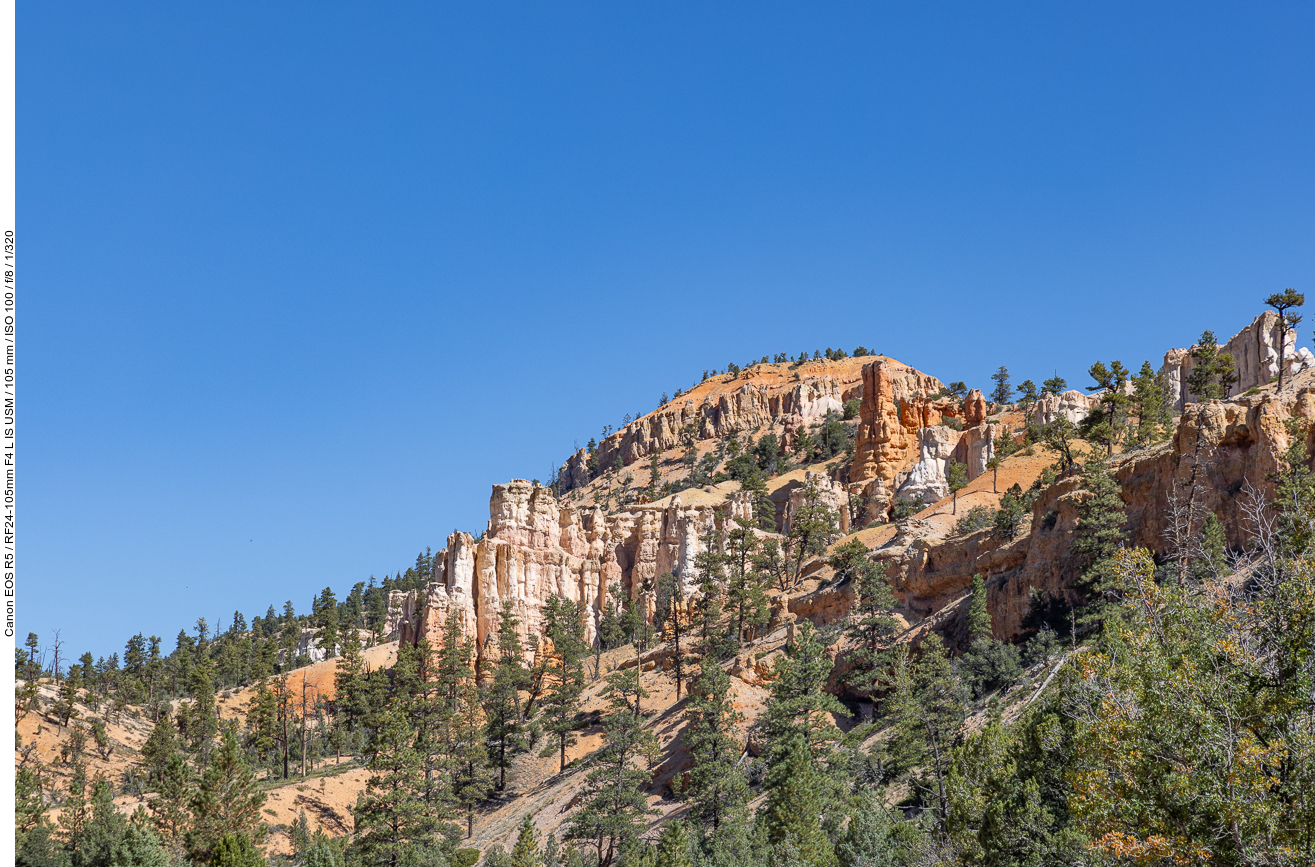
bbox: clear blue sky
[21,3,1315,660]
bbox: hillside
[16,310,1315,867]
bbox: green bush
[953,505,995,536]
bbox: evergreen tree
[1130,360,1171,446]
[141,709,181,786]
[834,791,898,867]
[150,753,194,856]
[684,660,749,831]
[351,700,442,867]
[887,636,967,834]
[79,776,129,867]
[654,821,692,867]
[835,539,899,694]
[511,816,541,867]
[1266,288,1305,390]
[946,460,968,515]
[485,601,530,790]
[1186,329,1238,402]
[186,726,267,864]
[59,759,90,857]
[1070,450,1126,619]
[1015,379,1039,418]
[989,366,1012,405]
[565,669,659,867]
[726,520,770,645]
[539,596,588,772]
[692,525,729,655]
[312,587,340,659]
[1041,375,1067,396]
[955,576,1020,700]
[785,479,840,583]
[1042,417,1078,470]
[762,622,849,769]
[763,734,838,867]
[656,571,689,699]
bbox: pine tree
[684,660,749,831]
[656,571,688,699]
[334,626,368,737]
[835,538,899,693]
[142,708,181,786]
[539,596,588,772]
[990,366,1012,405]
[312,586,341,658]
[565,668,659,867]
[81,775,129,866]
[887,636,967,833]
[1266,288,1305,390]
[786,479,840,583]
[1070,450,1126,619]
[351,700,440,867]
[1130,360,1170,446]
[762,622,849,767]
[485,601,530,790]
[150,753,194,856]
[186,726,267,863]
[835,791,897,867]
[946,461,968,515]
[654,821,692,867]
[763,734,839,867]
[1016,379,1039,418]
[692,524,729,654]
[1084,360,1131,455]
[726,519,770,645]
[59,758,91,855]
[956,576,1020,699]
[1186,330,1238,402]
[512,816,541,867]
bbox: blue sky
[21,3,1315,659]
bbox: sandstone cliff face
[781,471,851,536]
[850,360,959,519]
[877,378,1315,644]
[1029,389,1102,426]
[557,367,876,494]
[386,480,767,666]
[1161,311,1313,410]
[895,426,960,504]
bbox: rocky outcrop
[558,363,894,493]
[850,360,958,519]
[781,471,851,536]
[876,375,1315,643]
[1029,390,1101,426]
[1161,312,1314,410]
[895,425,959,504]
[953,423,997,479]
[386,480,771,666]
[963,389,987,427]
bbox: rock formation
[871,374,1315,644]
[387,480,763,666]
[1029,389,1102,426]
[1161,311,1314,410]
[781,471,851,536]
[558,357,942,495]
[849,360,957,518]
[893,425,959,504]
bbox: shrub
[890,496,926,522]
[957,638,1022,699]
[953,505,995,536]
[842,398,862,420]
